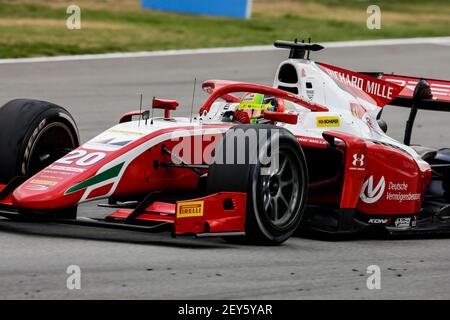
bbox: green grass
[0,0,449,58]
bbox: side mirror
[152,98,179,118]
[263,111,298,125]
[119,110,146,123]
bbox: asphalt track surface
[0,41,450,299]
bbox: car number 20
[56,150,106,166]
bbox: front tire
[207,124,308,245]
[0,99,80,218]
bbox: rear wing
[362,73,450,111]
[361,72,450,145]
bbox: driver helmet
[234,93,285,124]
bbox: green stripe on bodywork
[65,162,125,194]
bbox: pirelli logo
[316,116,340,127]
[176,201,204,218]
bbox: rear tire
[207,124,308,245]
[0,99,80,218]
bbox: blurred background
[0,0,449,58]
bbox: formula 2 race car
[1,40,450,245]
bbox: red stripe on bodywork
[380,74,450,103]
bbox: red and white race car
[0,40,449,245]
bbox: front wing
[0,185,247,238]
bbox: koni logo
[360,175,385,204]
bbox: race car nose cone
[12,175,85,210]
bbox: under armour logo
[352,153,365,167]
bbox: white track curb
[0,37,449,65]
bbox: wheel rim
[259,146,302,231]
[26,122,77,176]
